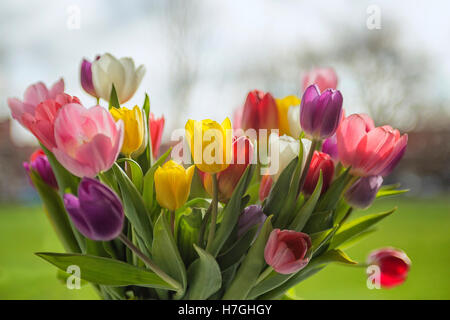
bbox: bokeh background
[0,0,449,299]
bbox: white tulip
[265,134,311,181]
[92,53,146,104]
[288,105,302,139]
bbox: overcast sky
[1,0,449,146]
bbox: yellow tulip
[185,118,233,173]
[276,95,301,137]
[110,105,146,157]
[154,160,195,211]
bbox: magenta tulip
[345,175,383,209]
[23,149,58,189]
[64,177,124,241]
[53,103,124,178]
[367,247,411,288]
[336,114,408,177]
[264,229,312,274]
[80,57,100,98]
[300,85,343,140]
[302,67,338,92]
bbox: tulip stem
[298,139,319,192]
[118,233,181,291]
[255,266,274,286]
[206,173,219,253]
[198,202,212,247]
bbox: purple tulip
[321,134,339,163]
[23,149,58,189]
[237,205,267,238]
[80,57,99,97]
[300,84,343,140]
[64,177,124,241]
[345,175,383,209]
[379,140,407,176]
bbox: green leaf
[303,209,334,234]
[142,93,150,121]
[376,188,409,198]
[217,225,258,271]
[108,84,120,109]
[177,208,203,266]
[209,164,256,257]
[317,249,358,265]
[116,158,144,192]
[29,171,81,253]
[338,228,377,250]
[112,163,153,250]
[315,167,351,212]
[263,158,297,218]
[36,252,176,290]
[184,244,222,300]
[222,216,273,300]
[289,172,323,231]
[329,208,396,250]
[152,213,187,298]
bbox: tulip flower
[345,175,383,209]
[80,57,100,98]
[53,103,124,178]
[91,53,145,104]
[267,135,311,181]
[154,160,195,211]
[241,90,278,134]
[149,113,165,159]
[232,106,244,134]
[237,205,267,238]
[302,67,338,92]
[8,79,65,127]
[300,85,343,140]
[336,114,408,177]
[185,118,233,174]
[23,149,58,189]
[367,247,411,288]
[321,134,339,163]
[264,229,312,274]
[64,177,124,241]
[302,151,334,195]
[287,105,301,140]
[199,136,253,202]
[110,106,146,158]
[259,174,273,202]
[276,96,300,137]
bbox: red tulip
[367,247,411,288]
[264,229,311,274]
[302,67,338,92]
[241,90,278,134]
[336,114,408,177]
[259,174,273,202]
[199,136,253,202]
[302,151,334,195]
[149,113,165,159]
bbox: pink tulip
[53,103,124,178]
[302,68,338,92]
[336,114,408,177]
[264,229,311,274]
[149,113,165,159]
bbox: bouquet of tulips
[9,54,411,300]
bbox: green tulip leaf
[108,84,120,109]
[36,252,177,290]
[116,158,144,192]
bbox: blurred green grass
[0,195,449,299]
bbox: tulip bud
[276,95,300,137]
[302,67,338,92]
[259,174,273,202]
[241,90,278,134]
[199,136,253,202]
[237,205,267,238]
[80,57,99,98]
[367,247,411,288]
[264,229,312,274]
[345,175,383,209]
[63,177,124,241]
[154,160,195,211]
[149,113,165,159]
[110,106,146,158]
[23,149,58,189]
[300,85,343,140]
[302,151,334,195]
